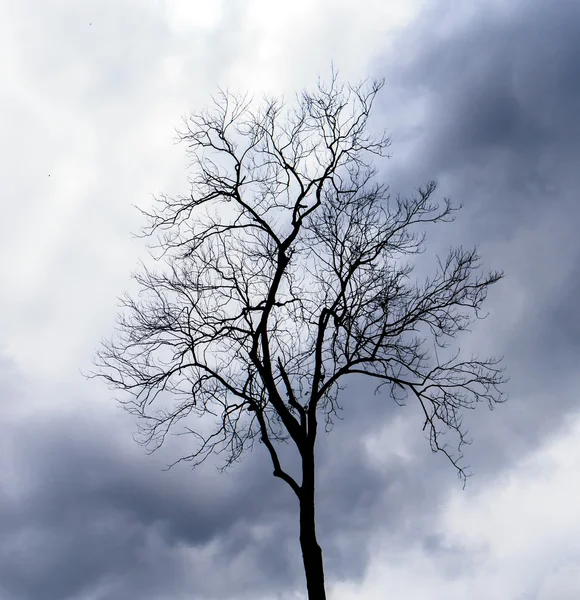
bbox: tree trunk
[300,454,326,600]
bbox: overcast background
[1,0,580,598]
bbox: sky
[1,0,579,598]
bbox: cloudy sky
[1,0,580,598]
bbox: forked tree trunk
[299,454,326,600]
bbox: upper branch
[93,72,505,483]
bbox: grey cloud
[0,364,284,599]
[393,0,580,208]
[0,361,454,599]
[3,0,580,598]
[369,0,580,472]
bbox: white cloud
[165,0,224,31]
[0,0,422,377]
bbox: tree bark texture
[300,455,326,600]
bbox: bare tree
[94,74,506,600]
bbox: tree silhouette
[94,73,506,600]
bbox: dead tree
[94,74,506,600]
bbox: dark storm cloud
[0,378,427,598]
[0,364,308,599]
[0,373,451,599]
[372,0,580,475]
[407,0,580,202]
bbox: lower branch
[255,405,301,498]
